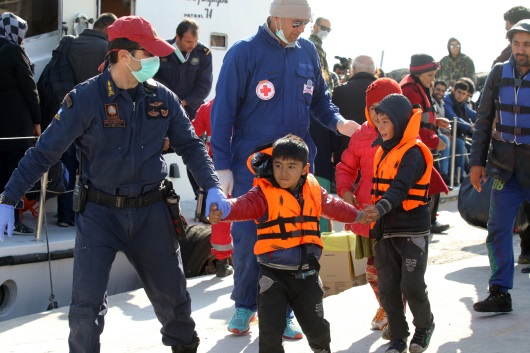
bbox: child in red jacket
[192,99,233,277]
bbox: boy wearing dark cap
[369,94,435,353]
[0,16,231,353]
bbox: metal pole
[380,50,385,69]
[35,171,48,242]
[450,117,458,189]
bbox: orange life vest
[371,108,433,211]
[246,148,323,255]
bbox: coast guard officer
[0,16,229,353]
[155,18,213,120]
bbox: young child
[209,134,377,353]
[369,94,435,353]
[191,99,234,277]
[335,77,403,337]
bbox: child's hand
[209,204,223,224]
[342,191,359,207]
[359,205,379,225]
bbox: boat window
[210,33,227,50]
[0,0,59,38]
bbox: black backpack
[37,35,76,130]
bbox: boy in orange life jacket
[209,133,377,353]
[369,94,435,353]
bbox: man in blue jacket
[0,16,229,353]
[210,0,359,338]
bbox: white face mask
[174,49,190,63]
[275,19,290,45]
[316,30,328,41]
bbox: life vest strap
[495,101,530,115]
[257,229,320,240]
[496,122,530,136]
[499,77,530,89]
[256,215,319,230]
[420,122,438,131]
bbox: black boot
[215,258,234,277]
[473,285,512,313]
[171,337,200,353]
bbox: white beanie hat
[270,0,312,19]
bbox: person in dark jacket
[332,55,377,155]
[0,16,231,352]
[68,12,117,84]
[0,12,41,236]
[370,94,435,353]
[55,12,117,228]
[470,19,530,314]
[492,6,530,67]
[154,18,213,120]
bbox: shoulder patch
[63,94,73,109]
[202,46,210,56]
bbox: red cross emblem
[256,80,275,100]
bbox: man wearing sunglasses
[309,17,333,91]
[436,37,476,88]
[211,0,359,346]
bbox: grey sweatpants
[374,236,432,340]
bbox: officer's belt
[86,187,165,208]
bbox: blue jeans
[438,134,466,181]
[487,176,530,291]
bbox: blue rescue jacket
[210,24,342,178]
[4,69,219,201]
[497,61,530,144]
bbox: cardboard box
[320,231,368,297]
[319,232,355,283]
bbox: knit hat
[270,0,312,19]
[365,78,402,109]
[409,54,440,75]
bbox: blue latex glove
[205,187,231,219]
[0,204,15,240]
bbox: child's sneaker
[227,308,256,334]
[381,323,390,340]
[283,317,303,340]
[371,307,388,330]
[409,319,435,353]
[385,339,407,353]
[473,285,512,313]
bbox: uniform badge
[147,100,169,119]
[303,79,314,95]
[63,94,73,108]
[103,103,125,127]
[107,81,115,97]
[190,57,200,66]
[256,80,275,100]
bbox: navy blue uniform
[155,39,213,119]
[3,69,219,351]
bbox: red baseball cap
[107,16,174,57]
